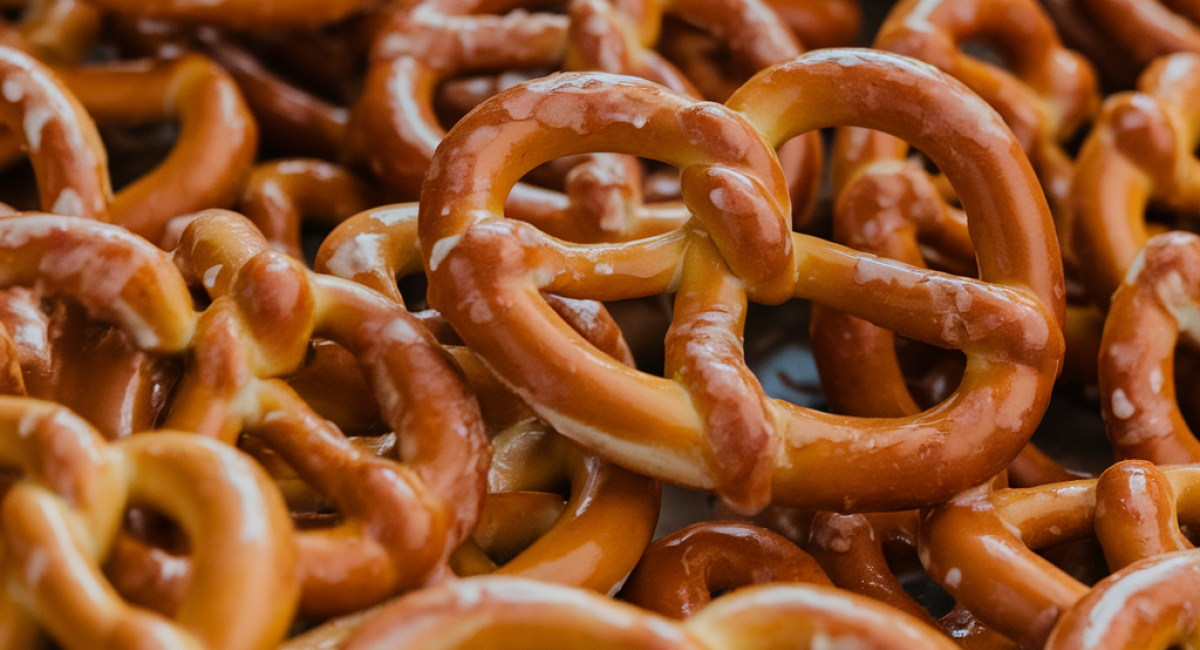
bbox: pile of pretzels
[2,0,1200,648]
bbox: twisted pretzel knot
[422,51,1062,516]
[339,576,961,650]
[161,210,490,616]
[921,460,1200,648]
[0,397,298,650]
[1100,230,1200,464]
[1072,52,1200,308]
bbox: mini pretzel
[1071,53,1200,308]
[339,576,961,650]
[0,397,299,650]
[422,53,1062,515]
[1044,549,1200,650]
[619,520,833,618]
[55,53,258,244]
[1099,230,1200,464]
[237,158,377,260]
[920,461,1200,648]
[163,210,490,616]
[84,0,380,30]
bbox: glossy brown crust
[874,0,1097,213]
[0,46,109,220]
[813,0,1093,420]
[455,422,660,592]
[340,576,960,650]
[920,463,1200,648]
[1081,0,1200,72]
[0,398,299,650]
[0,0,101,65]
[149,210,491,617]
[56,53,258,244]
[765,0,861,50]
[238,159,377,260]
[350,0,818,230]
[84,0,381,29]
[1071,53,1200,308]
[806,510,1019,649]
[1044,550,1200,650]
[419,53,1062,516]
[620,520,832,618]
[1099,231,1200,463]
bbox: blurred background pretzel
[339,576,961,650]
[0,397,299,650]
[1071,52,1200,310]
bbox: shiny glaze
[620,520,832,618]
[921,462,1200,648]
[1071,53,1200,308]
[339,576,960,650]
[238,158,377,260]
[1044,549,1200,650]
[1099,230,1200,463]
[0,397,298,650]
[56,53,259,245]
[156,210,491,617]
[83,0,381,29]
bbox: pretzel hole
[745,301,826,410]
[656,17,759,103]
[895,337,966,409]
[959,38,1009,70]
[101,121,177,191]
[106,506,192,615]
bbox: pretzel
[421,52,1063,515]
[0,397,299,650]
[920,461,1200,648]
[339,576,961,650]
[1098,230,1200,464]
[349,0,818,232]
[451,420,660,592]
[160,209,490,616]
[872,0,1098,218]
[84,0,381,30]
[237,158,377,260]
[1077,0,1200,77]
[1071,53,1200,309]
[806,509,1021,649]
[54,53,258,244]
[317,201,657,591]
[1044,549,1200,650]
[619,520,833,618]
[0,45,108,219]
[765,0,861,50]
